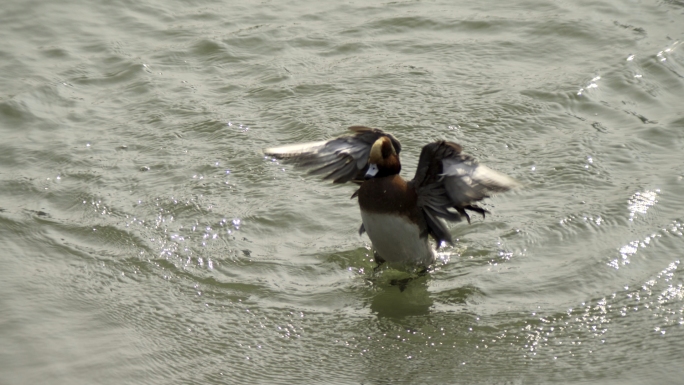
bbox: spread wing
[263,126,401,184]
[414,141,519,245]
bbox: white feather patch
[360,211,434,268]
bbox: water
[1,0,683,383]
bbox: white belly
[360,211,434,268]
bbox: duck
[263,126,518,272]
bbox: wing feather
[414,141,518,245]
[263,127,401,184]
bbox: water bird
[264,126,518,275]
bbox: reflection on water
[367,278,434,318]
[628,190,659,221]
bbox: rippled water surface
[1,0,683,383]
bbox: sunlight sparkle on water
[577,76,601,96]
[609,232,662,269]
[434,250,452,265]
[628,189,658,221]
[656,40,680,62]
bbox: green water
[1,0,683,383]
